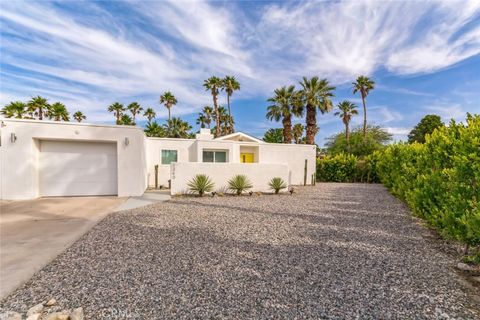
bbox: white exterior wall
[170,162,289,194]
[259,144,317,185]
[146,137,316,193]
[0,119,147,200]
[145,138,194,187]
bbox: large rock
[45,311,70,320]
[27,303,44,316]
[70,307,85,320]
[456,262,475,271]
[45,298,57,306]
[0,311,22,320]
[26,314,41,320]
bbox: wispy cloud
[0,0,479,127]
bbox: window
[203,150,227,163]
[161,150,178,164]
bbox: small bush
[269,177,287,194]
[228,174,253,195]
[187,174,214,196]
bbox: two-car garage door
[39,140,118,197]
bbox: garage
[39,140,118,197]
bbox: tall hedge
[376,114,479,247]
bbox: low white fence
[170,162,290,195]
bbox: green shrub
[377,114,480,248]
[228,174,253,195]
[269,177,287,194]
[316,153,357,182]
[187,174,214,196]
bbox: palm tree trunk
[168,107,171,121]
[362,94,367,139]
[227,94,234,133]
[116,113,121,125]
[38,107,43,120]
[213,93,221,137]
[305,104,316,145]
[282,115,292,143]
[345,122,350,150]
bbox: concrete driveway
[0,196,126,299]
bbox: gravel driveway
[1,184,479,319]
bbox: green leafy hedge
[376,114,479,247]
[316,153,380,183]
[317,114,480,248]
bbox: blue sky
[1,0,479,145]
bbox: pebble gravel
[1,183,479,319]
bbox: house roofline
[0,117,143,131]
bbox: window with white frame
[161,150,178,164]
[202,150,227,163]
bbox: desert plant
[228,174,253,195]
[187,174,215,197]
[269,177,287,194]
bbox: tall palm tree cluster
[266,75,374,146]
[107,101,147,125]
[1,96,86,123]
[203,75,240,137]
[141,91,192,139]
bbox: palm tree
[218,106,234,135]
[334,101,358,148]
[196,113,208,128]
[299,77,335,145]
[292,123,304,144]
[352,75,375,139]
[263,128,284,143]
[223,75,240,132]
[127,102,143,125]
[48,102,70,121]
[266,85,302,143]
[108,102,125,125]
[119,114,134,125]
[1,101,27,118]
[165,117,192,138]
[203,76,223,137]
[28,96,49,120]
[159,91,177,121]
[143,107,156,123]
[203,106,213,128]
[144,121,165,137]
[73,111,86,123]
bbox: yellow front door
[240,153,254,163]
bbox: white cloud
[1,0,479,125]
[424,104,468,123]
[257,1,480,80]
[385,127,411,135]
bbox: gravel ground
[1,183,479,319]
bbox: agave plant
[187,174,215,197]
[228,174,253,195]
[269,177,287,194]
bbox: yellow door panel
[240,153,254,163]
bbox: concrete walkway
[0,191,170,299]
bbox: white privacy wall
[259,144,317,185]
[0,119,147,200]
[170,162,290,195]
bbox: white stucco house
[0,119,316,200]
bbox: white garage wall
[0,119,147,200]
